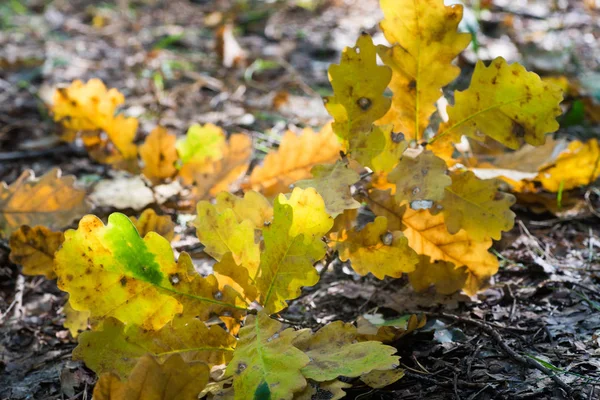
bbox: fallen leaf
[189,134,252,200]
[292,321,400,382]
[130,209,175,242]
[140,127,179,184]
[89,175,155,211]
[246,126,341,197]
[93,354,209,400]
[0,168,89,237]
[536,139,600,191]
[177,123,226,181]
[9,225,64,278]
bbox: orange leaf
[246,125,340,197]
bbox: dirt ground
[1,0,600,399]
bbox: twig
[0,145,86,162]
[423,312,575,397]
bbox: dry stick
[421,312,574,397]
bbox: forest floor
[1,0,600,399]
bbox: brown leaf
[93,354,209,400]
[130,209,175,241]
[187,134,252,200]
[245,125,340,197]
[0,168,90,237]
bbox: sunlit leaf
[536,139,600,191]
[377,0,471,141]
[329,216,418,279]
[55,213,245,330]
[434,57,563,149]
[255,187,333,313]
[366,189,498,295]
[246,126,341,197]
[433,171,515,241]
[194,202,260,276]
[326,33,391,144]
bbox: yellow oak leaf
[433,171,515,241]
[326,33,391,144]
[139,127,178,183]
[246,126,341,197]
[176,123,226,165]
[433,57,563,150]
[225,311,309,400]
[103,114,139,160]
[255,187,333,313]
[536,139,600,191]
[291,321,400,382]
[329,216,418,279]
[52,79,125,132]
[93,354,209,400]
[295,160,360,218]
[52,79,139,166]
[194,201,260,276]
[55,213,246,330]
[9,225,63,279]
[63,299,90,338]
[80,127,139,173]
[130,209,175,242]
[213,252,258,304]
[0,168,89,237]
[187,134,252,200]
[388,150,451,208]
[213,191,273,229]
[74,317,235,379]
[365,189,498,295]
[408,255,468,294]
[349,124,408,174]
[377,0,471,141]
